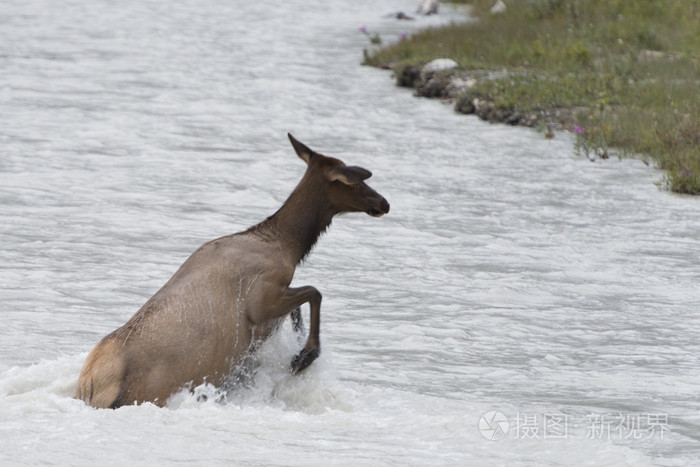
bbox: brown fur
[76,134,389,408]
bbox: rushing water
[1,1,699,465]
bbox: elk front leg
[290,288,321,374]
[263,286,321,374]
[290,307,304,333]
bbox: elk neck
[245,173,336,264]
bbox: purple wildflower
[398,32,408,41]
[358,25,368,34]
[573,126,584,134]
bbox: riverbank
[364,0,700,195]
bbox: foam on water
[1,326,653,466]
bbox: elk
[76,134,389,408]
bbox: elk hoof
[291,346,320,374]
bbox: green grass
[364,0,700,194]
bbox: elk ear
[328,166,373,185]
[288,133,314,165]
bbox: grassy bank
[364,0,700,194]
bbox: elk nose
[367,198,390,217]
[381,199,390,214]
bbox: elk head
[288,133,390,218]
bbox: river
[1,0,699,465]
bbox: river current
[1,1,699,465]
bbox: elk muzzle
[367,196,390,217]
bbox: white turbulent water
[1,0,699,465]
